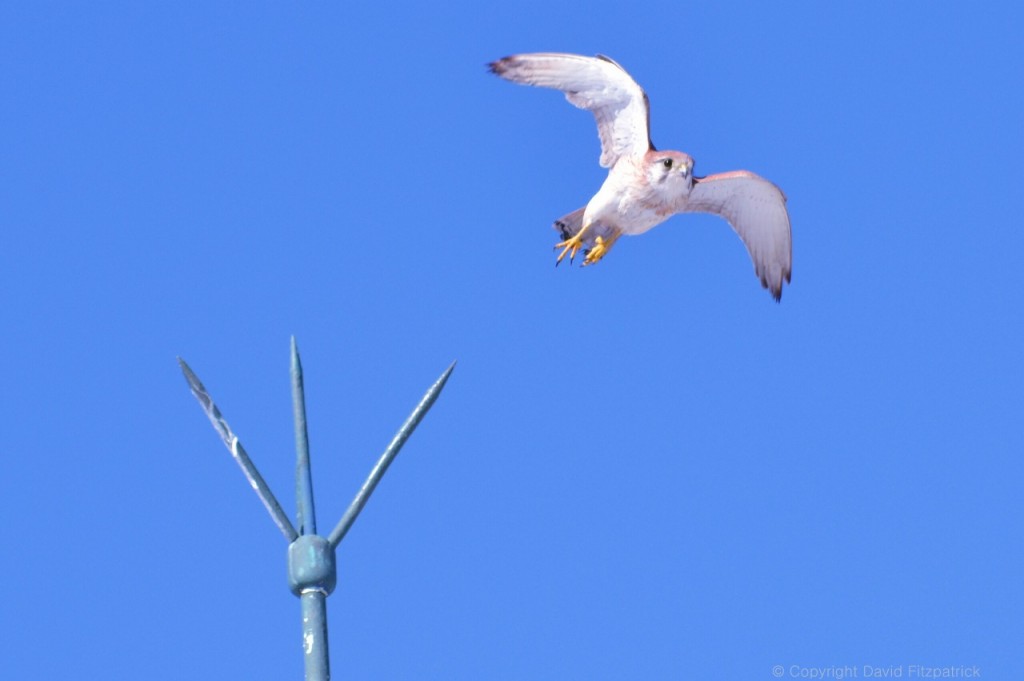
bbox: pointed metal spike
[178,357,235,449]
[179,357,299,542]
[291,337,317,536]
[328,361,456,548]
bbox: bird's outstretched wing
[489,53,653,168]
[685,171,792,301]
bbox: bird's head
[643,151,695,204]
[645,150,693,186]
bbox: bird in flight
[489,52,792,301]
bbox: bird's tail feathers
[553,207,586,241]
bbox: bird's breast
[587,164,678,235]
[618,184,678,234]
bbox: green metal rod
[178,358,299,543]
[300,591,330,681]
[327,362,455,548]
[291,338,317,536]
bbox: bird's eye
[662,158,673,169]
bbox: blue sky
[2,2,1021,679]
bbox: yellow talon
[555,221,592,266]
[581,232,621,266]
[555,234,584,265]
[554,223,621,267]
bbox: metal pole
[288,533,335,681]
[180,341,454,681]
[290,338,330,681]
[300,592,330,680]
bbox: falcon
[489,52,792,300]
